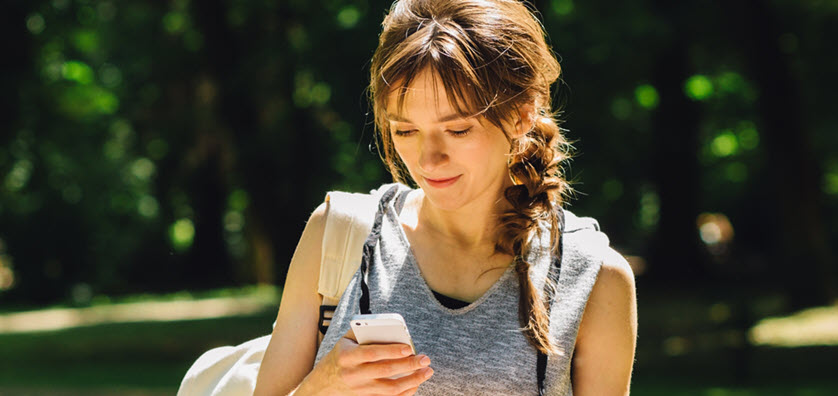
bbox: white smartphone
[350,313,416,355]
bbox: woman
[255,0,637,395]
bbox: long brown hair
[369,0,573,355]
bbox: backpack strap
[317,185,394,334]
[357,184,400,315]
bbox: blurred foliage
[0,0,837,312]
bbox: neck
[407,180,515,253]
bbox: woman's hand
[296,328,434,396]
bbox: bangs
[387,62,485,122]
[377,19,511,128]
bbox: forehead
[385,68,474,121]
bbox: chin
[420,187,470,212]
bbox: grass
[0,284,280,314]
[631,379,838,396]
[0,311,277,393]
[0,284,836,394]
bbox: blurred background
[1,0,837,394]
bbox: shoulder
[557,208,612,268]
[559,207,633,292]
[578,245,637,343]
[593,248,635,305]
[553,208,635,323]
[310,199,328,223]
[572,245,637,394]
[286,199,328,286]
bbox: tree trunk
[726,0,838,308]
[646,1,711,284]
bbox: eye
[394,129,416,137]
[449,127,472,137]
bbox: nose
[418,132,449,174]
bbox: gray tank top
[315,183,607,395]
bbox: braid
[496,113,573,356]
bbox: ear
[513,102,536,138]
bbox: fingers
[396,386,419,396]
[338,342,414,366]
[334,328,433,395]
[365,367,434,395]
[355,354,431,380]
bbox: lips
[425,176,458,182]
[423,175,461,188]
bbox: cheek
[391,139,416,166]
[461,135,504,163]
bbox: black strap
[318,305,337,335]
[359,242,372,315]
[537,207,566,395]
[537,352,548,396]
[359,184,400,315]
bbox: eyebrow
[386,112,471,123]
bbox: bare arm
[572,248,638,396]
[254,201,434,396]
[254,202,328,396]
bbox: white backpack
[177,187,387,395]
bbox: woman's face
[386,68,519,212]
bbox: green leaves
[635,84,660,109]
[684,74,714,101]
